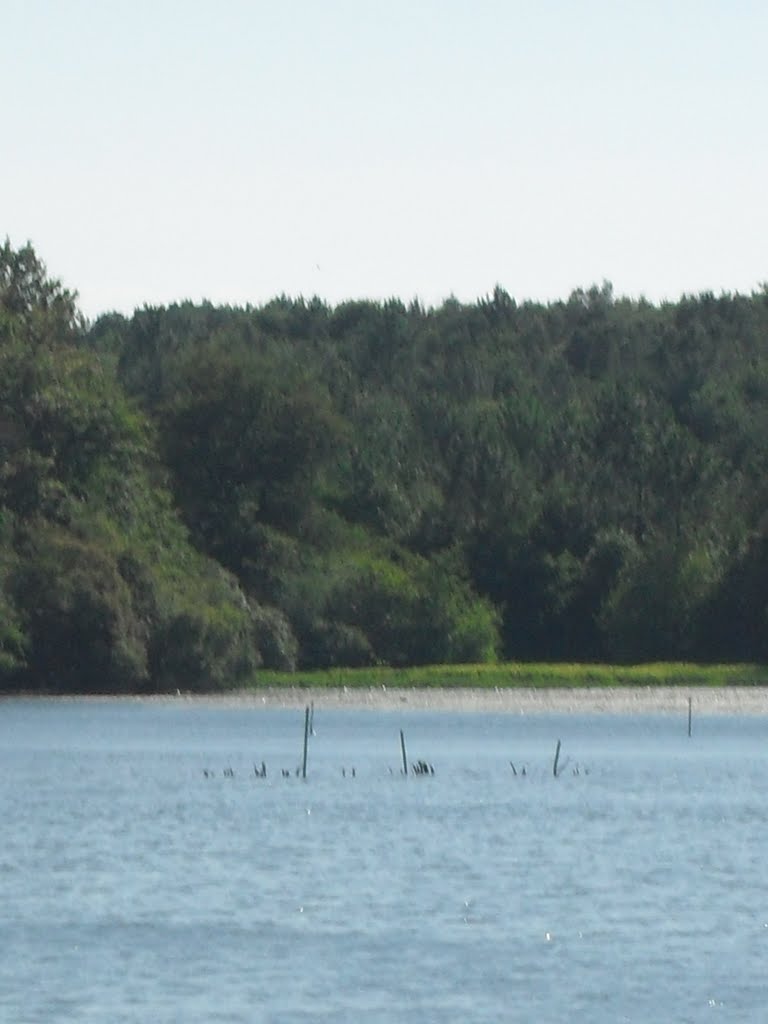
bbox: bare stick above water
[302,705,310,779]
[553,739,562,778]
[400,729,408,775]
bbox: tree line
[2,240,768,692]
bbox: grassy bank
[249,662,768,691]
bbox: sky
[3,0,767,320]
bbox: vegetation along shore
[3,241,768,695]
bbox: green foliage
[252,661,768,690]
[0,242,261,692]
[156,340,344,557]
[1,238,82,347]
[316,547,500,667]
[148,601,256,693]
[10,524,149,692]
[698,532,768,661]
[300,619,377,669]
[87,271,768,670]
[409,553,500,664]
[6,238,768,689]
[0,542,26,679]
[249,601,299,671]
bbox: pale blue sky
[4,0,766,319]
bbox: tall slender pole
[553,739,561,778]
[400,729,408,775]
[302,705,310,779]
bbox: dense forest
[2,240,768,692]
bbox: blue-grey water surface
[1,699,767,1023]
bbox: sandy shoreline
[14,685,768,714]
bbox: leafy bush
[299,619,377,669]
[10,526,149,692]
[250,601,299,671]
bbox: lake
[1,698,767,1022]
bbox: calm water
[1,699,767,1023]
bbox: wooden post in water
[302,705,310,779]
[309,700,315,735]
[688,696,692,738]
[400,729,408,775]
[553,739,562,778]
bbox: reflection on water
[1,700,767,1023]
